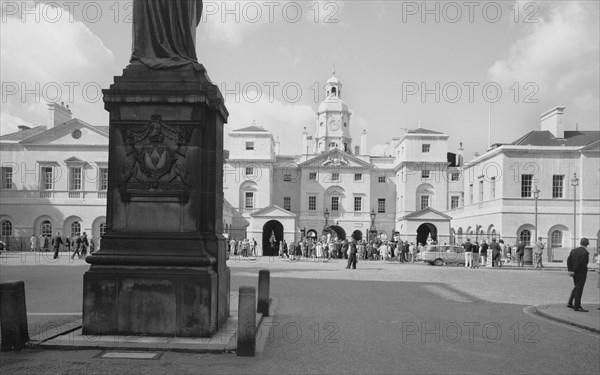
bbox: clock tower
[313,71,352,153]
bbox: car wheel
[433,259,444,266]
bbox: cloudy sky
[1,1,598,160]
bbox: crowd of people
[29,232,94,260]
[461,236,547,268]
[228,235,426,264]
[226,234,578,271]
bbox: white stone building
[223,73,461,255]
[0,103,109,250]
[2,75,598,260]
[448,106,600,261]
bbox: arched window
[550,230,563,248]
[70,221,81,237]
[99,222,107,236]
[41,220,52,236]
[1,220,12,236]
[519,229,531,245]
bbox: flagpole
[488,101,492,149]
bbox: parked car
[420,245,465,266]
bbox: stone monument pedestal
[82,63,229,337]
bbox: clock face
[328,118,341,131]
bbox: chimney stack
[360,129,367,155]
[540,106,565,138]
[457,142,464,167]
[47,102,72,128]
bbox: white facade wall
[449,145,600,258]
[0,122,109,249]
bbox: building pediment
[250,204,297,218]
[19,119,108,146]
[399,207,453,221]
[298,149,373,169]
[64,156,86,164]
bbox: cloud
[201,0,346,47]
[489,1,599,106]
[0,2,115,135]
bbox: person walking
[567,238,590,312]
[534,236,545,268]
[42,234,50,252]
[71,235,82,260]
[346,238,358,269]
[80,232,89,257]
[30,234,37,252]
[516,240,525,267]
[490,238,501,267]
[464,238,473,268]
[479,239,488,267]
[229,238,236,256]
[64,234,71,255]
[52,232,63,259]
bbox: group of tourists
[228,237,258,257]
[228,234,427,266]
[278,237,424,263]
[461,236,547,268]
[29,232,93,260]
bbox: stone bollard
[237,286,256,357]
[257,269,270,316]
[0,281,30,351]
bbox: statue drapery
[131,0,203,69]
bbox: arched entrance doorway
[351,230,363,241]
[326,225,346,240]
[417,223,437,245]
[306,229,318,241]
[262,220,284,256]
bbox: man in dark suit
[567,238,590,312]
[52,232,63,259]
[489,238,502,267]
[516,240,526,267]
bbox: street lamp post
[571,173,579,249]
[533,185,540,242]
[323,208,330,235]
[369,209,376,242]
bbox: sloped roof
[232,126,270,132]
[0,126,47,141]
[297,148,373,168]
[512,130,600,147]
[1,122,110,143]
[406,128,445,135]
[399,207,453,221]
[250,204,297,218]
